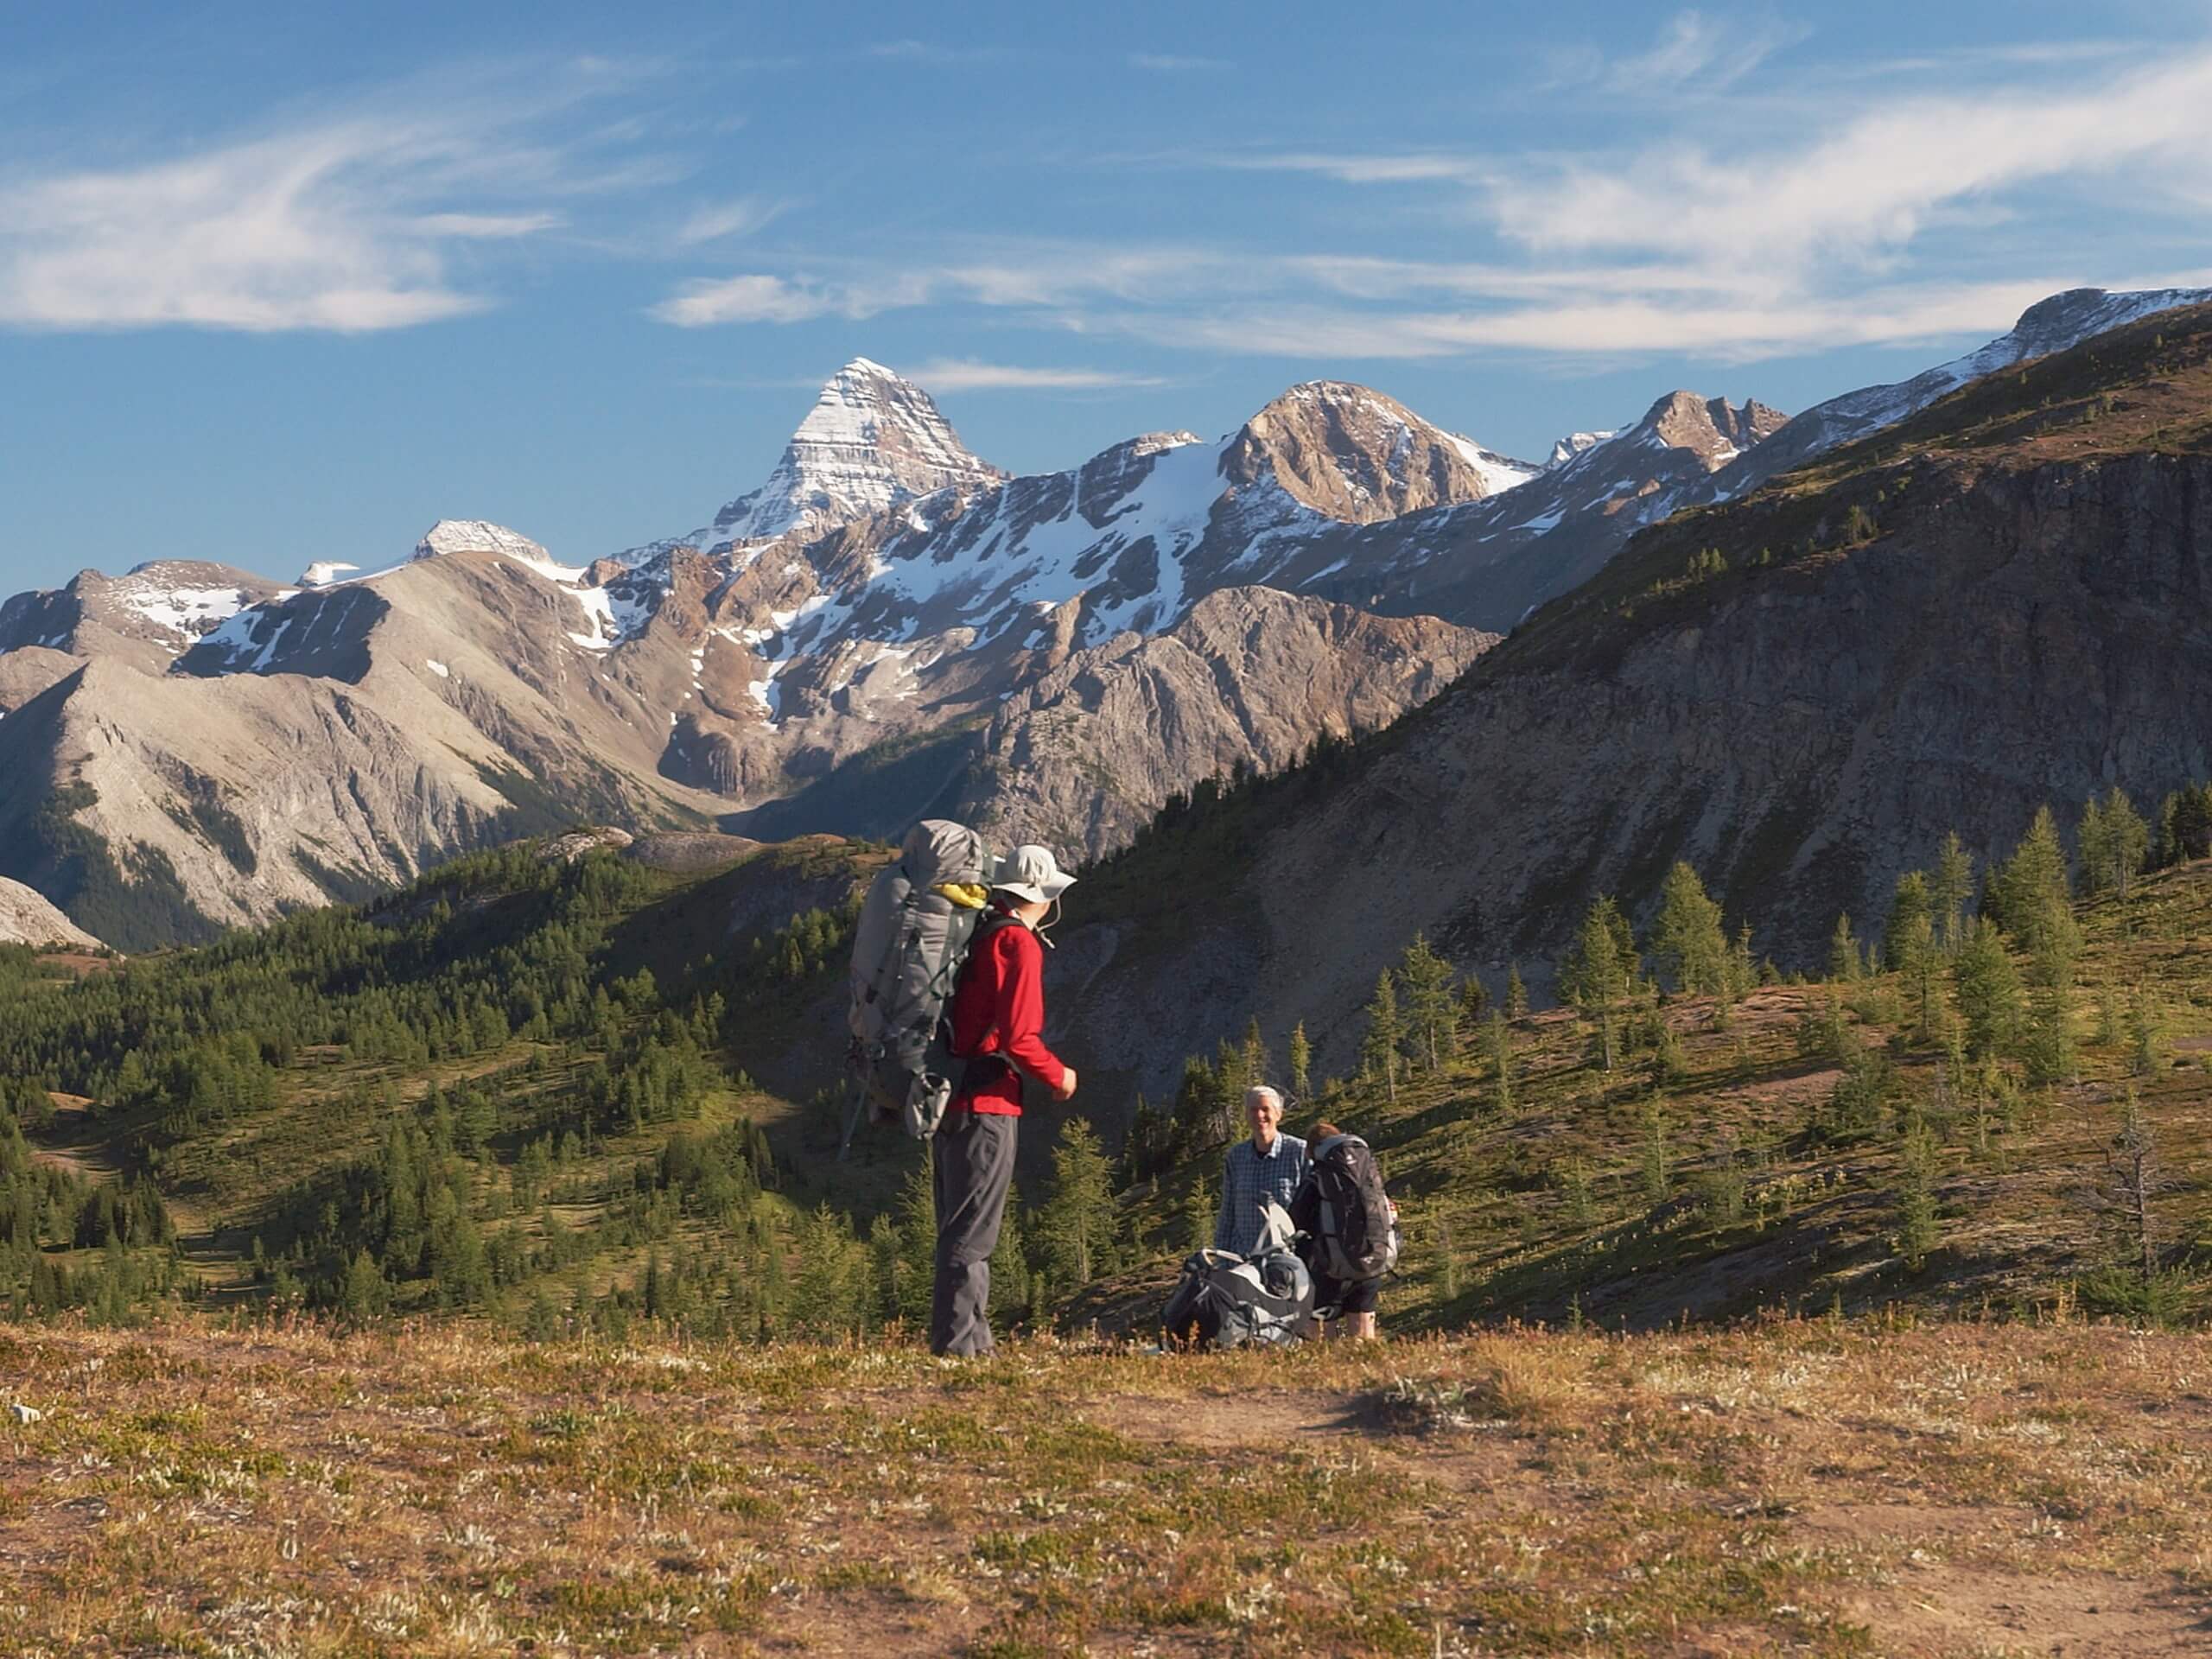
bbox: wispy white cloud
[413,212,564,238]
[866,40,1018,65]
[1113,276,2117,363]
[1554,9,1809,94]
[652,273,849,326]
[673,196,784,246]
[900,359,1166,391]
[0,74,626,333]
[1197,150,1490,185]
[651,245,1231,327]
[1491,50,2212,268]
[1129,54,1229,73]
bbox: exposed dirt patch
[1838,1567,2212,1656]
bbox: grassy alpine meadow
[3,1314,2211,1656]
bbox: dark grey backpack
[842,821,995,1151]
[1299,1134,1400,1284]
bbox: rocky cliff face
[0,877,101,949]
[950,587,1497,858]
[1047,306,2212,1092]
[1221,382,1536,522]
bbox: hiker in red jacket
[931,843,1078,1357]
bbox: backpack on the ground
[1300,1133,1400,1285]
[1161,1203,1314,1350]
[842,820,995,1151]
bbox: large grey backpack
[1161,1204,1314,1350]
[1296,1134,1401,1287]
[842,820,996,1153]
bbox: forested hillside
[4,774,2209,1338]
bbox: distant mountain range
[1,285,2204,950]
[1051,295,2212,1094]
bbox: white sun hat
[994,843,1076,905]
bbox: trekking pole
[836,1054,868,1162]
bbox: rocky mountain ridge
[1046,300,2212,1094]
[3,285,2206,947]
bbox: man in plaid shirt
[1213,1086,1308,1256]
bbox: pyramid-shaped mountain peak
[702,359,1007,547]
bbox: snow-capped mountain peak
[413,519,556,567]
[688,359,1006,555]
[1546,429,1618,468]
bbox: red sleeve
[983,925,1068,1088]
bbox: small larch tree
[1954,917,2024,1062]
[2078,787,2150,899]
[1827,912,1865,982]
[1650,861,1729,997]
[1931,831,1975,955]
[1361,971,1403,1101]
[1560,898,1632,1071]
[1487,1009,1515,1115]
[1397,933,1459,1072]
[1993,805,2079,983]
[1287,1021,1312,1102]
[1039,1118,1119,1297]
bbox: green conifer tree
[1506,963,1529,1020]
[1954,917,2025,1062]
[1827,912,1864,982]
[2080,787,2150,898]
[340,1248,389,1325]
[1240,1017,1270,1091]
[2077,794,2111,899]
[1561,898,1631,1071]
[1039,1119,1119,1296]
[1884,872,1933,971]
[893,1156,937,1329]
[1650,861,1729,996]
[1896,1116,1940,1272]
[1931,831,1974,954]
[1360,971,1403,1100]
[988,1199,1032,1327]
[1396,934,1458,1072]
[1488,1010,1514,1115]
[1993,805,2080,983]
[1287,1022,1312,1102]
[1885,871,1941,1040]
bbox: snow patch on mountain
[1546,430,1618,467]
[120,583,247,646]
[1448,435,1542,495]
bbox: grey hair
[1245,1085,1284,1116]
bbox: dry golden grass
[3,1315,2209,1656]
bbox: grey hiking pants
[931,1109,1016,1357]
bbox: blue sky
[4,0,2209,594]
